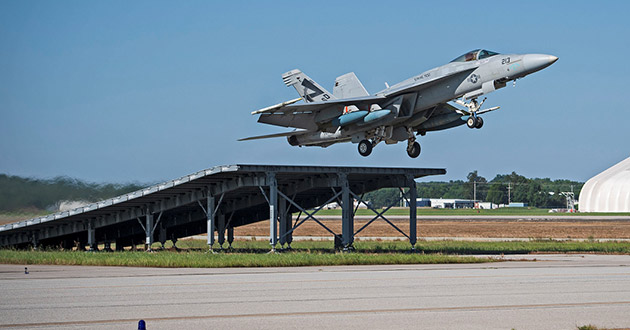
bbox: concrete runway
[1,255,630,329]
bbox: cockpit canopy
[450,49,500,63]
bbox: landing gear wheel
[475,117,484,129]
[467,116,477,129]
[358,139,372,157]
[407,141,421,158]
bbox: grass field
[0,248,486,268]
[1,239,629,268]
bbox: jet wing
[253,95,387,130]
[252,95,387,115]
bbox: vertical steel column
[408,175,417,248]
[159,222,167,248]
[145,211,154,251]
[32,231,39,250]
[278,195,287,247]
[217,214,226,248]
[207,194,215,249]
[267,172,278,250]
[227,227,234,248]
[340,173,354,249]
[115,239,125,251]
[87,219,96,251]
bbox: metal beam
[207,194,215,249]
[408,175,417,248]
[145,211,154,251]
[217,214,226,248]
[267,172,278,250]
[87,220,96,251]
[159,222,167,247]
[278,195,288,247]
[227,227,234,248]
[31,231,39,250]
[340,173,353,249]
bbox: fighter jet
[241,49,558,158]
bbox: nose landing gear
[466,116,483,129]
[457,97,493,130]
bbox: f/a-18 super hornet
[241,49,558,158]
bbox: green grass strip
[1,239,629,268]
[0,249,485,268]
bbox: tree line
[1,171,582,212]
[0,174,145,212]
[365,171,583,209]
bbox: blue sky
[1,1,629,183]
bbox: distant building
[476,202,498,209]
[507,202,528,207]
[408,199,498,209]
[429,198,474,209]
[580,155,630,212]
[408,198,431,207]
[324,200,371,209]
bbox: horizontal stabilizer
[238,130,307,141]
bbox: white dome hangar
[580,156,630,212]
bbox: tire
[467,116,477,128]
[407,141,421,158]
[475,117,484,129]
[358,140,372,157]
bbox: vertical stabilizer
[282,69,336,103]
[333,72,369,99]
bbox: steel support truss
[353,175,418,249]
[1,165,440,250]
[258,173,418,251]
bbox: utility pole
[560,191,576,211]
[507,182,512,205]
[473,181,477,205]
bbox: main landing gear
[358,140,373,157]
[407,140,421,158]
[406,129,421,158]
[358,136,421,159]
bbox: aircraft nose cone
[523,54,558,73]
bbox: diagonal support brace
[277,190,342,241]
